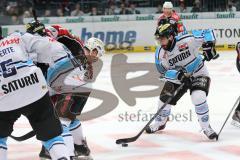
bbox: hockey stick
[10,131,35,141]
[115,82,185,145]
[216,96,240,140]
[115,54,219,145]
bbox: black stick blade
[116,137,137,144]
[116,139,125,144]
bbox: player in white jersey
[232,42,240,127]
[145,24,218,140]
[24,21,105,160]
[0,30,80,159]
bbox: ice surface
[8,51,240,160]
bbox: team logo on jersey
[1,73,39,94]
[0,38,20,47]
[168,50,191,66]
[178,43,189,52]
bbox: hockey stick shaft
[217,96,240,140]
[116,82,185,144]
[10,131,35,141]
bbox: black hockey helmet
[158,18,178,35]
[155,23,175,38]
[155,23,176,51]
[25,20,46,36]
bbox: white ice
[8,51,240,160]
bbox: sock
[155,100,171,125]
[69,119,84,145]
[62,125,75,156]
[0,137,7,160]
[43,136,70,160]
[191,90,210,129]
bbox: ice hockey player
[25,22,105,159]
[232,42,240,127]
[45,25,104,160]
[145,23,219,140]
[157,1,186,35]
[44,25,95,159]
[0,27,78,159]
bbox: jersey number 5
[0,59,17,78]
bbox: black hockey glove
[202,41,218,61]
[177,69,192,87]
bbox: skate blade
[231,120,240,128]
[77,155,93,160]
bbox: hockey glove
[177,69,192,87]
[202,41,218,61]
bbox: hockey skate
[231,110,240,128]
[203,125,218,140]
[39,145,80,160]
[39,146,51,160]
[145,117,168,134]
[75,139,93,160]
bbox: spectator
[6,4,19,16]
[129,4,140,14]
[179,0,187,13]
[191,0,202,12]
[119,3,131,15]
[90,7,100,16]
[71,3,84,16]
[227,1,237,12]
[11,15,21,25]
[156,4,162,14]
[44,9,52,17]
[56,8,64,17]
[105,4,117,15]
[23,10,31,18]
[120,0,129,6]
[108,0,116,6]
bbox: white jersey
[155,34,209,83]
[0,32,70,111]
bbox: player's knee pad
[55,94,75,120]
[0,138,7,150]
[191,90,209,115]
[55,93,90,121]
[70,94,90,115]
[69,119,81,131]
[42,136,65,151]
[190,76,210,96]
[160,81,188,105]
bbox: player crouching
[145,24,219,140]
[24,21,104,160]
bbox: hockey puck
[122,143,128,147]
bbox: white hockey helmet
[163,1,173,9]
[85,37,105,57]
[45,26,58,38]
